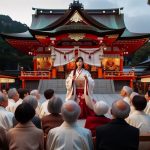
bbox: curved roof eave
[0,31,34,40]
[35,7,115,31]
[118,29,150,40]
[29,27,124,37]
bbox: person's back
[126,95,150,134]
[48,122,92,150]
[8,122,44,150]
[46,101,93,150]
[7,103,44,150]
[96,100,139,150]
[96,118,139,150]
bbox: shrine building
[1,1,150,89]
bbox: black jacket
[96,118,139,150]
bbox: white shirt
[39,100,49,118]
[47,121,93,150]
[123,96,130,105]
[0,106,14,130]
[126,110,150,134]
[6,99,15,112]
[6,98,23,113]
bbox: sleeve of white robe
[84,70,95,110]
[65,71,76,101]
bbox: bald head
[111,100,130,119]
[61,101,81,123]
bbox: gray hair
[8,88,18,99]
[48,96,63,114]
[23,95,38,109]
[30,89,39,96]
[122,86,133,96]
[61,101,81,123]
[94,101,109,115]
[0,92,7,103]
[111,100,130,119]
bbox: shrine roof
[119,29,150,40]
[0,31,34,40]
[29,23,124,36]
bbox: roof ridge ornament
[69,0,84,10]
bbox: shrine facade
[1,1,150,88]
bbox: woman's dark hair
[73,56,84,75]
[132,95,147,111]
[15,103,35,124]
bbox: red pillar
[22,80,26,89]
[130,79,133,88]
[120,53,124,71]
[33,58,37,71]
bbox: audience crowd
[0,86,150,150]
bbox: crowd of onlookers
[0,86,150,150]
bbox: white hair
[8,88,18,99]
[122,86,133,96]
[48,96,63,114]
[30,89,39,96]
[23,95,38,109]
[61,101,81,123]
[94,101,109,115]
[111,100,130,119]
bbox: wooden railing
[103,71,136,80]
[20,71,51,79]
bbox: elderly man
[96,100,139,150]
[126,95,150,134]
[120,86,133,104]
[0,92,14,130]
[46,101,93,150]
[30,89,41,116]
[6,88,22,113]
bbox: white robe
[66,69,95,110]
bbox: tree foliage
[0,15,32,71]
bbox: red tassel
[64,53,66,59]
[89,53,91,59]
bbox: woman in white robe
[66,57,95,118]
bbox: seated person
[96,100,139,150]
[85,101,111,137]
[120,86,133,104]
[13,95,41,129]
[41,96,63,136]
[7,103,44,150]
[0,126,8,150]
[40,89,55,118]
[126,95,150,134]
[46,101,93,150]
[144,90,150,114]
